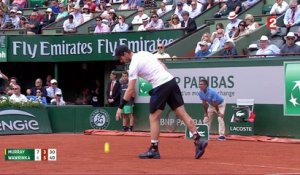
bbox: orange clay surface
[0,134,299,174]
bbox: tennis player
[114,45,208,159]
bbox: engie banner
[284,62,300,116]
[0,36,7,62]
[136,66,284,104]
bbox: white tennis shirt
[128,51,173,88]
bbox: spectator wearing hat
[56,4,69,21]
[221,38,238,57]
[145,13,164,31]
[137,16,149,31]
[16,10,25,20]
[256,35,280,57]
[189,0,202,19]
[195,40,211,59]
[154,43,171,60]
[82,4,93,22]
[195,32,211,54]
[9,9,20,29]
[26,12,40,34]
[42,8,56,27]
[173,2,185,21]
[70,5,83,26]
[181,11,196,34]
[168,14,181,29]
[225,11,241,38]
[112,15,129,32]
[132,7,149,24]
[107,9,117,28]
[157,2,172,17]
[50,0,60,14]
[46,79,62,102]
[280,32,300,54]
[214,0,241,18]
[51,91,66,106]
[63,14,77,33]
[283,0,300,29]
[94,16,110,33]
[270,0,289,15]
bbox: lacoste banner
[0,36,7,62]
[0,108,52,135]
[284,62,300,116]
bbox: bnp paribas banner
[7,30,184,62]
[0,36,7,62]
[136,66,284,104]
[284,62,300,116]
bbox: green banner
[0,108,52,135]
[229,122,254,136]
[7,30,184,62]
[0,36,7,62]
[284,62,300,116]
[185,124,209,141]
[5,148,35,161]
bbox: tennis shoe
[138,148,160,159]
[218,136,226,141]
[194,140,208,159]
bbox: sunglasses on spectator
[52,83,57,85]
[287,37,295,40]
[138,10,143,12]
[152,16,158,18]
[36,91,41,93]
[239,24,246,26]
[158,46,163,49]
[118,17,122,19]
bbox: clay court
[0,133,299,175]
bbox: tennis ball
[104,142,110,153]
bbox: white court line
[204,161,300,172]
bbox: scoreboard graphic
[5,148,57,161]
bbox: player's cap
[50,79,58,84]
[228,11,237,20]
[284,32,297,40]
[115,45,130,59]
[260,35,269,41]
[199,40,208,46]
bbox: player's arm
[119,79,136,109]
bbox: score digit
[267,16,277,30]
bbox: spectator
[154,43,171,60]
[283,0,300,29]
[63,14,77,33]
[129,0,138,9]
[270,0,289,15]
[181,11,197,34]
[195,32,211,54]
[94,16,110,33]
[35,89,47,105]
[16,10,24,19]
[195,40,211,59]
[11,0,26,9]
[42,8,56,27]
[96,0,106,13]
[55,4,69,22]
[32,8,44,22]
[99,3,112,18]
[137,16,149,31]
[256,35,280,57]
[210,28,227,52]
[198,0,213,11]
[67,0,75,13]
[82,4,93,23]
[45,74,53,88]
[9,9,20,29]
[106,71,121,107]
[71,5,83,26]
[90,79,104,107]
[112,15,129,32]
[9,85,28,103]
[242,0,258,9]
[46,79,63,101]
[225,11,241,38]
[245,14,259,32]
[168,14,181,29]
[145,13,164,31]
[157,2,172,17]
[280,32,300,54]
[174,2,185,21]
[210,23,224,42]
[106,9,117,28]
[86,0,97,12]
[0,9,11,29]
[214,0,241,18]
[232,20,249,40]
[26,88,31,96]
[189,0,202,19]
[118,0,130,10]
[221,38,238,57]
[75,87,92,105]
[51,0,60,14]
[0,0,8,13]
[26,12,40,34]
[131,7,148,24]
[31,78,47,97]
[51,91,66,105]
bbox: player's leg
[129,113,134,131]
[217,102,226,140]
[166,79,207,159]
[122,114,128,132]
